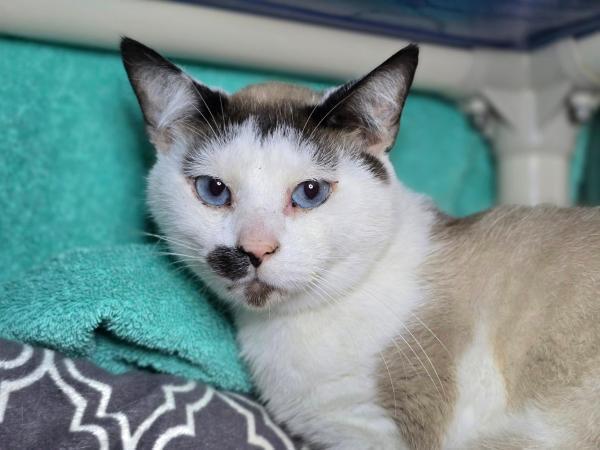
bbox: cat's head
[121,38,418,313]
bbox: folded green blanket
[0,243,251,392]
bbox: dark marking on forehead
[206,246,249,280]
[182,88,341,172]
[181,81,392,179]
[356,152,389,182]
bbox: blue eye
[194,176,231,206]
[291,180,331,209]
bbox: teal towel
[0,244,252,392]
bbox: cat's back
[431,205,600,298]
[427,205,600,448]
[439,204,600,250]
[432,204,600,367]
[434,204,600,320]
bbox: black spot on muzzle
[206,246,250,280]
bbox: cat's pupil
[304,181,319,199]
[209,179,225,196]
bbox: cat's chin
[243,279,278,309]
[217,277,287,311]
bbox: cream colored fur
[377,207,600,449]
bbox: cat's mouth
[243,278,277,308]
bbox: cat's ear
[120,37,226,152]
[314,44,418,155]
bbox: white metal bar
[0,0,475,94]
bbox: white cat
[122,38,600,449]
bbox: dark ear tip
[119,37,180,76]
[120,37,148,60]
[398,43,419,64]
[120,36,136,53]
[377,43,419,74]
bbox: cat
[121,37,600,449]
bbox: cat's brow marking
[355,152,389,182]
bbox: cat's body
[121,38,600,449]
[382,205,600,449]
[239,202,600,450]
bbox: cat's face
[122,38,418,312]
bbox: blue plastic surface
[174,0,600,49]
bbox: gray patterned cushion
[0,339,301,449]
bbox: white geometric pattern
[0,350,110,448]
[66,360,200,450]
[229,392,296,450]
[152,387,214,450]
[0,340,298,449]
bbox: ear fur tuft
[314,44,419,155]
[120,37,225,152]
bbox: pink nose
[238,239,279,268]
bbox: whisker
[398,321,447,398]
[410,312,451,357]
[309,269,445,400]
[189,102,219,141]
[300,101,320,137]
[218,93,226,133]
[378,349,398,418]
[157,251,202,261]
[306,272,408,417]
[190,81,221,137]
[143,232,202,253]
[180,122,211,141]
